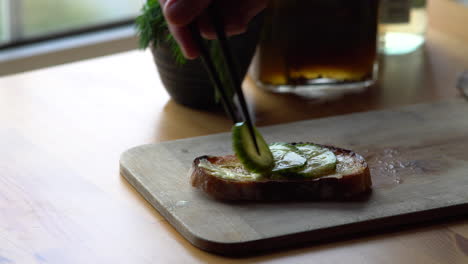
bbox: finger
[223,0,268,36]
[225,23,247,37]
[198,11,216,40]
[168,23,200,59]
[160,0,199,58]
[240,0,269,21]
[164,0,212,26]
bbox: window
[0,1,7,44]
[0,0,145,48]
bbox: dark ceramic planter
[151,14,263,110]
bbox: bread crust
[190,144,371,201]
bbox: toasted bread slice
[190,144,371,201]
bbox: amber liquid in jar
[254,0,379,91]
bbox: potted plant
[135,0,263,110]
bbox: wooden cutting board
[120,99,468,255]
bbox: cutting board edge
[121,161,468,256]
[118,97,468,255]
[120,162,263,254]
[120,162,211,247]
[120,154,468,255]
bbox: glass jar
[250,0,380,98]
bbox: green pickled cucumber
[232,122,274,173]
[269,143,307,174]
[295,143,327,157]
[295,144,337,178]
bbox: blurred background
[0,0,467,79]
[0,0,144,48]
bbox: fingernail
[201,31,217,40]
[226,24,247,36]
[182,46,199,60]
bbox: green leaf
[135,0,236,107]
[135,0,186,65]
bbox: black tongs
[188,4,260,154]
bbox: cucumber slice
[295,143,327,158]
[232,122,274,173]
[296,144,337,178]
[269,143,307,174]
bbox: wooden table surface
[1,25,468,263]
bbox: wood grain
[121,99,468,255]
[0,17,467,263]
[428,0,468,44]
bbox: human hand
[159,0,267,59]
